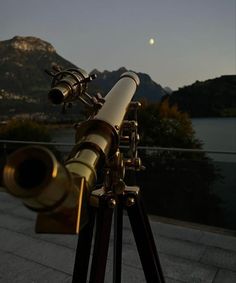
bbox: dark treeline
[167,75,236,117]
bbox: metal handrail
[0,139,236,155]
[0,139,74,146]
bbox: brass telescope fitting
[48,68,89,104]
[3,146,87,233]
[3,146,73,212]
[2,71,140,234]
[48,68,97,106]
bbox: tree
[126,99,223,227]
[138,98,201,149]
[0,118,51,142]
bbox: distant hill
[0,36,77,118]
[0,36,164,119]
[163,86,173,94]
[0,36,76,98]
[89,68,165,102]
[167,75,236,117]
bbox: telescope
[3,70,140,233]
[2,68,165,283]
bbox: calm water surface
[52,118,236,155]
[192,117,236,152]
[192,118,236,162]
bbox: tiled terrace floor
[0,192,236,283]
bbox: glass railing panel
[0,141,235,232]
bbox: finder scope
[48,68,96,105]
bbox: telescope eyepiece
[3,146,56,198]
[48,88,65,104]
[48,68,90,105]
[16,158,48,189]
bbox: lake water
[192,118,236,162]
[51,117,236,162]
[192,118,236,152]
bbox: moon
[149,38,155,45]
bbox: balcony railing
[0,139,235,232]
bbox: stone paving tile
[0,192,24,214]
[0,192,19,202]
[201,246,236,272]
[150,220,204,243]
[0,213,34,232]
[113,233,206,269]
[0,250,71,283]
[0,228,76,274]
[160,254,217,283]
[154,235,206,261]
[75,256,183,283]
[0,199,21,212]
[1,192,236,282]
[112,220,206,262]
[9,204,37,221]
[0,228,32,252]
[199,231,236,252]
[104,258,146,283]
[0,212,78,250]
[164,279,185,283]
[119,245,217,283]
[214,269,236,283]
[21,224,78,250]
[34,233,78,250]
[0,197,37,221]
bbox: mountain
[163,86,173,94]
[0,36,164,119]
[0,36,78,118]
[89,68,165,102]
[0,36,76,98]
[167,75,236,117]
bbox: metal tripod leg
[113,197,123,283]
[72,187,165,283]
[125,189,166,283]
[72,208,96,283]
[89,195,114,283]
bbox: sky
[1,0,235,90]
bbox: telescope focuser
[46,67,103,115]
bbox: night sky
[1,0,235,90]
